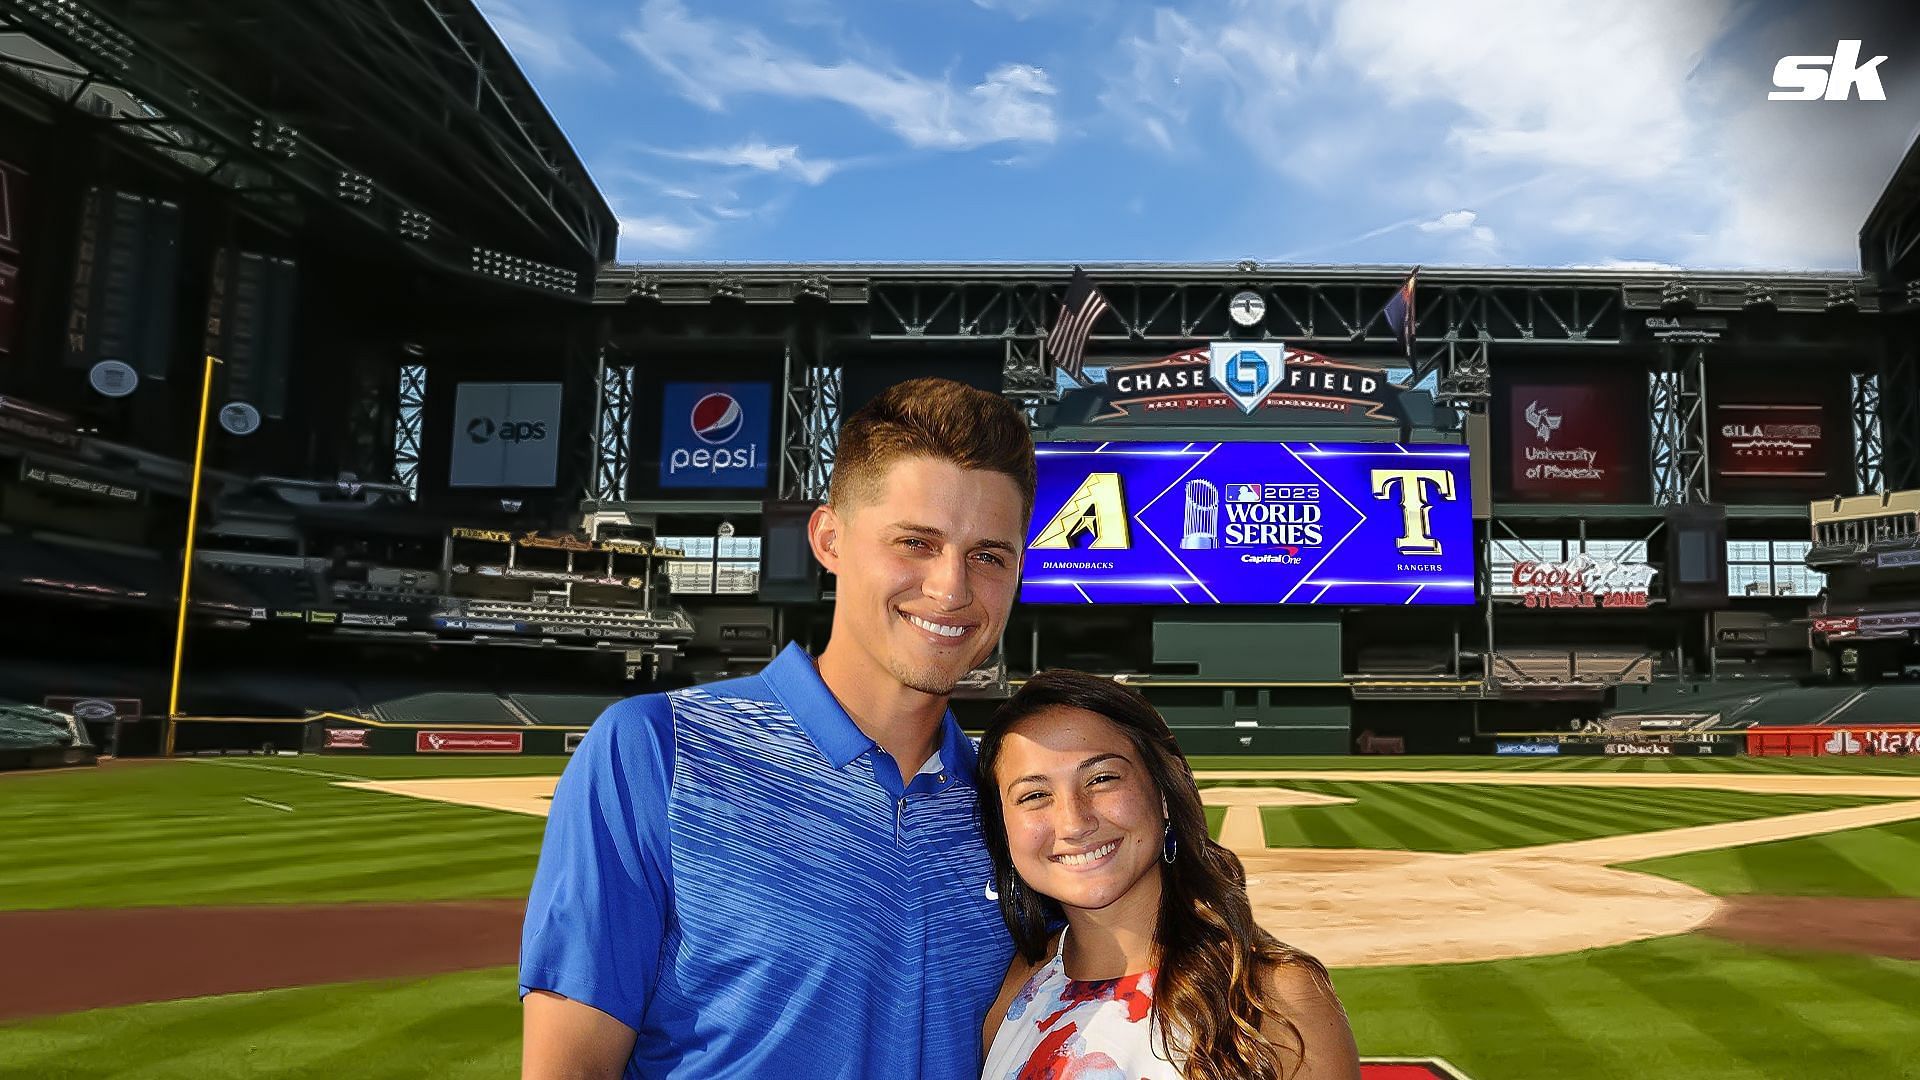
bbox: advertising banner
[323,728,371,750]
[1504,383,1639,501]
[1058,346,1411,426]
[448,382,562,488]
[1495,741,1560,756]
[1510,555,1657,610]
[659,382,771,489]
[1021,442,1474,605]
[415,730,524,754]
[1713,403,1826,480]
[1748,727,1920,757]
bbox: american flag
[1046,267,1110,384]
[1382,268,1418,357]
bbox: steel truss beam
[862,280,1630,348]
[392,362,426,499]
[1851,371,1885,495]
[1650,345,1710,505]
[594,354,634,501]
[779,335,840,503]
[1884,332,1920,491]
[345,355,394,489]
[0,1,602,297]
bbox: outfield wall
[1746,725,1920,757]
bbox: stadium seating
[368,690,522,727]
[507,692,622,727]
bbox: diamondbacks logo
[1207,343,1287,414]
[1033,472,1131,549]
[690,392,745,444]
[1370,468,1457,555]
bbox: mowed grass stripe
[1235,781,1874,853]
[1627,818,1920,898]
[5,820,537,897]
[0,766,553,910]
[0,968,521,1080]
[1358,783,1543,850]
[0,807,539,872]
[1336,935,1920,1080]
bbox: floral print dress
[983,931,1185,1080]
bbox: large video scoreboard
[1020,441,1475,606]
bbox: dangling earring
[1007,873,1023,906]
[1161,821,1178,865]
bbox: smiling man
[520,377,1035,1080]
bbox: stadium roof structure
[1861,130,1920,296]
[0,0,614,299]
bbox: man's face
[814,456,1027,698]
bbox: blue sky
[476,0,1920,269]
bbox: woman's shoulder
[980,933,1060,1056]
[1257,957,1360,1080]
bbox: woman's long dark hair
[977,670,1330,1080]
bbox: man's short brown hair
[829,377,1036,518]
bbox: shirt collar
[763,641,978,787]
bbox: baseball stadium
[2,3,1919,1079]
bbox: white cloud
[474,0,611,78]
[972,0,1061,18]
[651,141,842,185]
[617,214,707,255]
[1326,0,1729,182]
[1416,210,1477,234]
[1415,209,1499,256]
[624,0,1058,150]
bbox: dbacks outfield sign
[1020,442,1474,605]
[659,382,771,489]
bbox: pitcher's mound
[1241,847,1720,967]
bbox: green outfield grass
[1625,818,1920,898]
[0,760,561,911]
[0,967,521,1080]
[1334,935,1920,1080]
[4,753,1918,1080]
[1239,780,1883,854]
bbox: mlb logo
[1227,483,1262,503]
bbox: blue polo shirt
[520,643,1012,1079]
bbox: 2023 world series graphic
[1020,442,1476,606]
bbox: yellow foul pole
[166,355,220,755]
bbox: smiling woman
[976,671,1361,1080]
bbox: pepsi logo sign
[660,383,771,489]
[691,393,745,444]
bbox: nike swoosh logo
[983,883,999,901]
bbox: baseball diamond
[4,755,1920,1079]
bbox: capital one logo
[1032,471,1131,549]
[1207,343,1286,415]
[1770,40,1887,101]
[1370,468,1457,555]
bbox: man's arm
[523,990,637,1080]
[520,696,676,1078]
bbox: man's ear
[808,504,842,574]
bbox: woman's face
[994,705,1166,919]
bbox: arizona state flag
[1382,269,1417,357]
